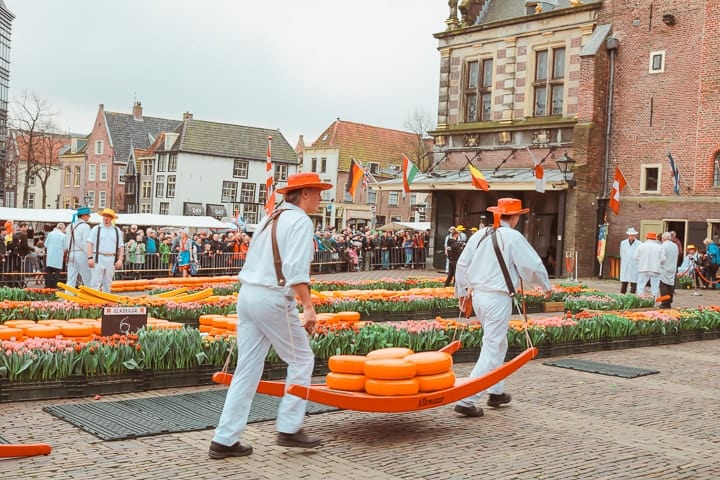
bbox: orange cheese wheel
[328,355,367,374]
[3,320,36,328]
[37,319,67,326]
[364,358,416,380]
[365,378,419,396]
[199,325,213,333]
[336,311,360,322]
[211,317,227,329]
[404,351,453,376]
[0,327,23,340]
[416,370,457,392]
[60,324,94,337]
[366,347,414,359]
[326,372,366,392]
[224,318,237,332]
[24,325,61,338]
[199,314,219,326]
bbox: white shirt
[87,224,124,256]
[238,203,314,293]
[45,228,66,269]
[659,240,679,284]
[634,240,662,273]
[619,238,641,282]
[65,220,91,251]
[454,222,551,297]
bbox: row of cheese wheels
[198,314,238,337]
[326,347,455,396]
[0,318,183,340]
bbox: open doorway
[664,219,687,247]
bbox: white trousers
[90,255,116,293]
[636,271,660,299]
[457,292,511,407]
[66,251,91,288]
[213,284,315,446]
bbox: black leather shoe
[208,441,253,459]
[277,429,322,448]
[487,392,512,408]
[453,404,484,417]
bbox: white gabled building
[149,119,299,223]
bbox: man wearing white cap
[619,227,641,294]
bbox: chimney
[132,101,143,121]
[183,111,193,121]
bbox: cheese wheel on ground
[3,320,36,328]
[366,347,414,359]
[365,378,419,396]
[0,327,23,339]
[364,358,416,380]
[199,314,220,326]
[404,351,453,376]
[416,371,456,392]
[24,325,61,338]
[328,355,367,374]
[326,372,366,392]
[60,324,94,337]
[336,311,361,322]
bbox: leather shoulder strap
[491,228,516,297]
[259,209,288,287]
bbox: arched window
[714,152,720,188]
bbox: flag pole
[264,136,275,215]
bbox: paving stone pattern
[1,271,719,479]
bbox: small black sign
[206,204,227,218]
[183,202,204,216]
[101,306,148,336]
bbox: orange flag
[468,164,489,191]
[608,167,627,215]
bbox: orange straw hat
[276,172,333,194]
[487,198,530,216]
[645,232,657,240]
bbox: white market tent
[0,208,226,229]
[376,221,430,232]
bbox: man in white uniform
[619,227,641,294]
[210,172,332,459]
[64,206,93,288]
[87,208,124,293]
[44,223,66,289]
[634,232,663,299]
[453,198,551,417]
[659,232,679,308]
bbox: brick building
[420,0,719,276]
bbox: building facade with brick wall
[423,0,719,276]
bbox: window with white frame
[321,157,327,173]
[464,57,494,122]
[166,175,176,198]
[142,159,153,176]
[533,47,566,117]
[98,191,106,208]
[649,50,665,74]
[368,162,379,175]
[141,180,152,199]
[88,164,96,181]
[100,164,108,181]
[73,167,81,186]
[118,166,126,185]
[311,157,317,172]
[391,215,402,222]
[87,191,95,208]
[389,192,399,206]
[168,154,177,172]
[713,152,720,188]
[233,159,249,178]
[126,180,135,195]
[367,189,377,204]
[410,193,418,205]
[4,191,14,208]
[640,164,661,193]
[64,167,71,187]
[222,181,238,202]
[157,154,167,172]
[240,182,256,203]
[94,140,103,155]
[258,184,267,204]
[159,202,169,215]
[140,203,151,213]
[274,164,288,181]
[27,192,35,208]
[155,175,165,198]
[243,203,259,224]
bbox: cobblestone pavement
[2,270,719,479]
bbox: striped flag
[264,136,275,215]
[402,154,419,193]
[468,164,489,191]
[346,157,365,199]
[526,147,545,193]
[667,152,680,195]
[596,223,608,266]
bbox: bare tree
[9,92,61,208]
[404,107,435,172]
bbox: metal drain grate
[543,358,660,378]
[43,389,337,441]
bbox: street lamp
[83,193,91,206]
[556,152,577,188]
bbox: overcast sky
[8,0,448,146]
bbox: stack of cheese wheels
[325,347,455,396]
